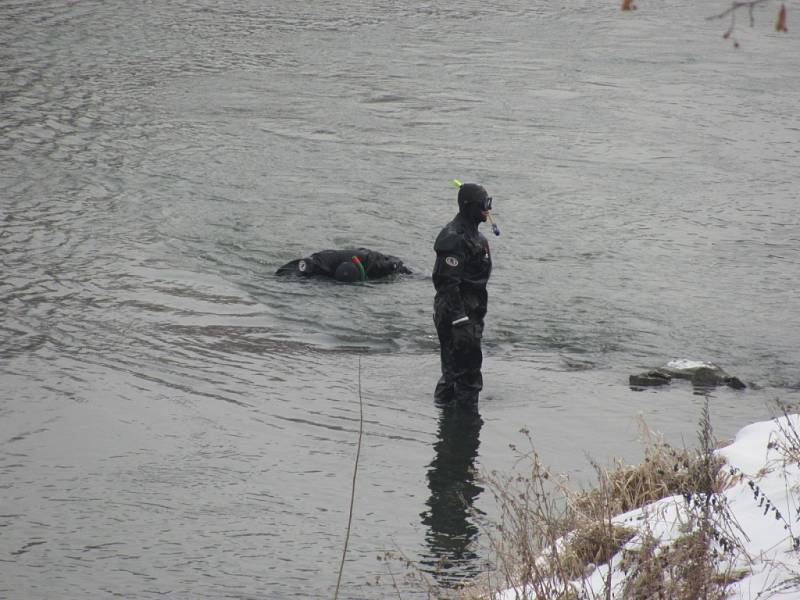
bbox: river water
[2,1,799,598]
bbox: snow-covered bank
[497,415,800,599]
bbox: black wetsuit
[432,212,492,405]
[276,248,410,280]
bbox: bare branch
[704,0,786,47]
[706,0,772,22]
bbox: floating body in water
[275,248,411,282]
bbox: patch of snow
[664,358,717,371]
[495,415,800,599]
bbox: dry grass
[559,521,636,580]
[568,416,730,522]
[459,400,748,600]
[772,401,800,466]
[619,523,749,600]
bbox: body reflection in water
[420,404,484,586]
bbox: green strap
[352,256,367,282]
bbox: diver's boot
[433,376,454,405]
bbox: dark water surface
[2,1,799,597]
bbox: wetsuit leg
[434,319,456,403]
[452,321,483,407]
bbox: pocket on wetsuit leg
[454,322,482,353]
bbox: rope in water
[333,357,364,599]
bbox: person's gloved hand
[452,321,475,352]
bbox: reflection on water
[420,404,484,586]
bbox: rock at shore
[629,359,746,390]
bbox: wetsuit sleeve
[275,259,302,275]
[433,241,468,324]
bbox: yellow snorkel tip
[452,179,462,188]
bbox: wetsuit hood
[457,183,489,224]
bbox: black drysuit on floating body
[275,248,410,281]
[433,184,492,406]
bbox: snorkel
[452,179,500,236]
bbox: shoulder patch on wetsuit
[298,259,307,272]
[444,256,459,267]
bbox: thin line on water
[334,357,363,600]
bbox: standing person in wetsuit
[276,248,410,282]
[432,183,493,407]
